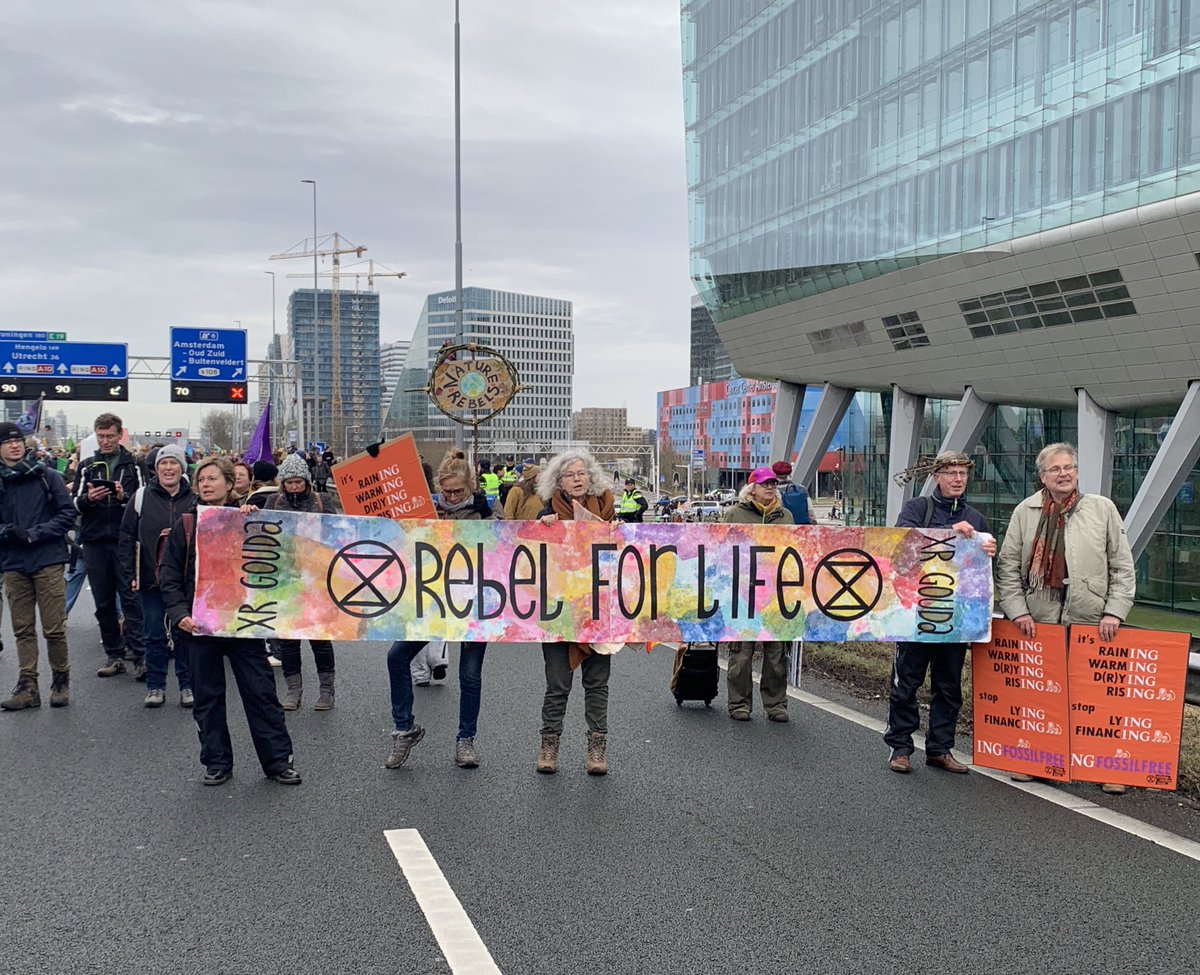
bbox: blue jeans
[387,641,487,739]
[65,557,87,616]
[142,588,190,692]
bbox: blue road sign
[0,330,67,341]
[0,340,127,379]
[170,327,248,383]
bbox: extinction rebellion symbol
[812,548,883,622]
[326,541,406,618]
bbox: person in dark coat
[158,457,301,787]
[73,413,146,678]
[0,423,77,710]
[884,451,996,775]
[265,453,337,711]
[119,444,197,709]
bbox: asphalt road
[2,602,1198,975]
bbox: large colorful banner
[1066,625,1190,791]
[972,620,1070,782]
[191,507,994,644]
[972,624,1190,791]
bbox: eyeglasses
[441,486,469,499]
[560,470,588,480]
[938,469,969,479]
[1043,464,1078,476]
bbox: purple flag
[243,402,272,465]
[15,395,43,437]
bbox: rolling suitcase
[670,642,720,707]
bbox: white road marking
[732,661,1200,863]
[384,828,503,975]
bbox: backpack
[780,483,812,525]
[132,487,193,589]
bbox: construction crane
[286,259,407,451]
[270,233,367,444]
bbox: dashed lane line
[384,828,503,975]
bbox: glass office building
[680,1,1200,617]
[684,0,1200,320]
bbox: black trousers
[82,541,144,659]
[181,632,294,775]
[276,638,335,677]
[883,642,967,758]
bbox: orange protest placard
[1067,626,1190,791]
[330,433,435,521]
[972,619,1070,780]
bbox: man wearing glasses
[885,451,997,775]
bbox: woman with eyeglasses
[996,442,1135,794]
[534,449,616,775]
[384,448,498,772]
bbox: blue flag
[15,395,43,437]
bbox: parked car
[674,500,722,523]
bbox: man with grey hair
[885,451,996,774]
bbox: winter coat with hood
[503,471,544,521]
[436,492,496,520]
[73,444,144,543]
[0,457,76,574]
[264,483,332,514]
[895,487,988,534]
[118,475,197,591]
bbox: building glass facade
[384,287,574,450]
[287,288,381,447]
[683,0,1200,320]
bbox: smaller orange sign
[971,619,1070,780]
[331,433,435,521]
[1067,626,1190,791]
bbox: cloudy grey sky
[0,1,693,438]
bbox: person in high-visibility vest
[617,478,648,523]
[479,461,500,500]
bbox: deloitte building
[682,1,1200,615]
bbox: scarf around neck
[550,489,614,522]
[1027,488,1080,596]
[0,452,42,483]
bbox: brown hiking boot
[314,671,335,711]
[536,733,560,774]
[586,731,608,776]
[1,677,40,711]
[282,672,302,711]
[97,657,126,677]
[49,672,69,708]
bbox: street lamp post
[301,178,319,442]
[453,0,465,451]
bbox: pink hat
[748,467,779,485]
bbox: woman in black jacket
[265,453,336,710]
[158,457,301,787]
[118,444,196,709]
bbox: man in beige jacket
[995,442,1136,793]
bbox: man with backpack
[884,451,997,775]
[119,445,197,708]
[0,422,76,710]
[771,460,814,525]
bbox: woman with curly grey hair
[534,449,616,775]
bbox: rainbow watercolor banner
[191,507,994,644]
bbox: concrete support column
[769,381,805,466]
[1125,380,1200,560]
[1076,388,1117,499]
[792,383,854,491]
[919,386,995,497]
[886,385,926,526]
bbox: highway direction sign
[0,341,129,400]
[170,328,247,383]
[0,331,67,341]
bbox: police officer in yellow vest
[617,478,648,523]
